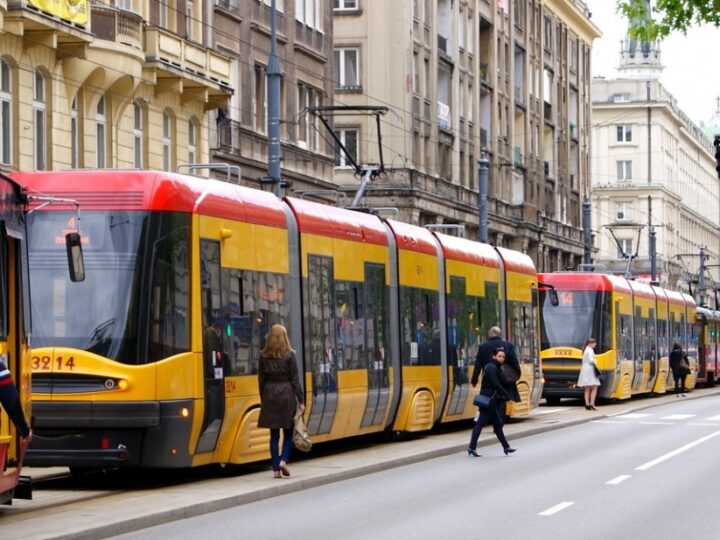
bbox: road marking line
[615,413,652,419]
[688,422,718,426]
[707,415,720,421]
[635,429,720,471]
[539,502,574,516]
[639,421,674,425]
[592,420,628,424]
[606,475,631,485]
[661,414,695,420]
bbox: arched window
[162,110,174,171]
[96,95,108,168]
[133,100,144,168]
[33,69,46,170]
[188,118,197,164]
[0,59,12,166]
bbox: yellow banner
[28,0,89,27]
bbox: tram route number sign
[31,355,77,371]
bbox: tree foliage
[618,0,720,40]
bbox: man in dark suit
[471,326,521,402]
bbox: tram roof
[628,279,655,300]
[682,293,697,308]
[495,246,537,276]
[538,272,632,292]
[284,197,388,246]
[663,288,686,306]
[12,170,288,228]
[385,219,437,256]
[432,233,500,268]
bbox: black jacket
[471,336,521,402]
[669,347,686,378]
[478,360,513,402]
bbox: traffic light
[715,135,720,175]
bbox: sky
[585,0,720,126]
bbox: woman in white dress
[577,337,600,410]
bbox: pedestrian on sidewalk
[669,342,689,396]
[258,324,305,479]
[577,337,600,410]
[470,326,521,404]
[467,347,516,457]
[0,360,31,440]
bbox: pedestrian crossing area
[593,412,720,426]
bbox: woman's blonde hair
[261,324,293,358]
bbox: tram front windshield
[27,210,190,365]
[540,290,611,354]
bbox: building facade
[208,0,336,192]
[590,34,720,301]
[0,0,231,173]
[332,0,600,271]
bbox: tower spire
[618,0,663,79]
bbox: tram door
[446,276,470,415]
[306,256,337,435]
[197,240,225,453]
[360,263,390,427]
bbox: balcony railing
[91,5,143,50]
[145,26,231,89]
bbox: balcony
[5,0,93,57]
[480,128,488,148]
[145,26,232,106]
[91,5,143,51]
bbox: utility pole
[582,198,592,266]
[267,0,282,198]
[477,154,489,243]
[648,196,657,284]
[699,245,707,306]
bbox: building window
[186,0,194,39]
[333,0,356,10]
[0,60,12,166]
[133,100,144,168]
[296,0,320,29]
[33,69,46,171]
[615,201,633,222]
[262,0,284,9]
[163,110,174,171]
[616,124,632,143]
[254,64,267,133]
[71,96,79,168]
[334,48,359,88]
[613,93,631,103]
[117,0,132,10]
[297,84,321,151]
[188,119,197,164]
[617,238,633,259]
[334,128,357,167]
[159,0,169,29]
[96,95,107,168]
[616,160,632,181]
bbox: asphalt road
[108,394,720,540]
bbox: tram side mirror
[549,289,558,306]
[66,232,85,282]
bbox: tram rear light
[101,438,110,450]
[170,448,177,456]
[180,407,189,418]
[117,379,129,390]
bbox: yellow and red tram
[539,272,699,403]
[0,173,32,503]
[696,306,719,387]
[15,170,542,469]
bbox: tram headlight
[180,407,190,418]
[117,379,129,390]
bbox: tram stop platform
[3,388,720,540]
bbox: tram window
[399,286,439,366]
[336,281,360,370]
[306,255,336,382]
[221,269,290,376]
[0,237,6,340]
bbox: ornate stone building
[0,0,231,172]
[591,27,720,301]
[331,0,600,271]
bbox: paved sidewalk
[2,389,719,540]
